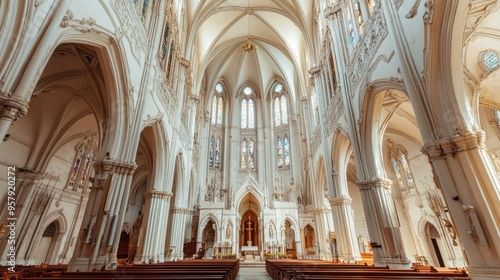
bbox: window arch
[240,138,255,171]
[387,139,415,192]
[68,137,96,192]
[241,86,255,129]
[208,83,225,169]
[273,83,291,169]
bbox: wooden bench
[266,259,470,280]
[19,259,239,280]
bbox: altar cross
[245,218,254,241]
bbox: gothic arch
[358,80,409,179]
[331,129,354,196]
[233,179,265,212]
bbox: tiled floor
[236,260,271,280]
[235,266,272,280]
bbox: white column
[135,190,172,263]
[329,197,362,262]
[168,207,188,260]
[68,160,136,271]
[356,178,411,268]
[312,208,333,261]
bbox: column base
[469,267,500,280]
[374,257,411,269]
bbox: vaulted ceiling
[186,0,316,101]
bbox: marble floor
[235,266,272,280]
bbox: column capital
[0,94,29,122]
[190,94,201,103]
[93,160,137,175]
[421,128,486,160]
[308,66,321,76]
[145,190,173,200]
[300,95,309,102]
[324,4,342,20]
[356,177,392,190]
[329,196,352,206]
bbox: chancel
[0,1,499,280]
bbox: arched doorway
[201,220,216,258]
[35,221,59,264]
[284,220,296,258]
[117,231,130,260]
[238,192,261,258]
[303,224,315,258]
[241,211,259,248]
[426,222,445,267]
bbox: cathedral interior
[1,0,500,279]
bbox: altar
[241,246,259,260]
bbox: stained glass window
[244,86,252,95]
[209,136,214,167]
[354,0,364,34]
[248,139,255,170]
[215,136,220,168]
[483,51,500,72]
[141,0,149,21]
[277,137,284,168]
[241,99,247,128]
[80,153,93,187]
[248,99,255,129]
[217,96,223,125]
[274,97,281,127]
[281,95,288,125]
[283,136,290,167]
[68,138,95,191]
[392,159,404,189]
[400,153,414,188]
[388,140,415,192]
[70,148,84,182]
[345,6,356,44]
[275,84,283,93]
[215,83,223,93]
[241,139,247,170]
[211,97,217,125]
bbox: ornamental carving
[346,8,388,93]
[324,92,344,137]
[113,0,148,63]
[310,126,322,155]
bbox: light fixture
[242,1,256,53]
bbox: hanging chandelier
[243,35,256,53]
[243,1,256,53]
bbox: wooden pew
[19,259,239,280]
[266,259,470,280]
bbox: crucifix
[245,218,254,246]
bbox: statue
[226,222,231,238]
[269,224,274,238]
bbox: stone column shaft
[136,190,172,263]
[330,196,361,262]
[422,129,500,278]
[68,160,136,271]
[356,178,410,268]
